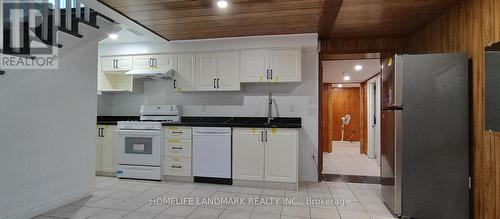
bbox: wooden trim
[322,53,381,61]
[318,0,343,40]
[318,51,324,180]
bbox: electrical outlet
[289,104,296,113]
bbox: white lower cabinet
[96,125,116,174]
[163,127,192,177]
[232,128,298,183]
[232,128,265,180]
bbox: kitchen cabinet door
[195,53,217,91]
[134,55,174,72]
[101,57,117,72]
[101,125,116,173]
[269,49,301,82]
[215,51,240,91]
[232,128,265,181]
[96,126,103,172]
[115,56,133,71]
[174,54,195,92]
[102,56,133,72]
[240,49,270,82]
[264,128,298,183]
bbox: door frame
[318,52,381,180]
[366,75,381,164]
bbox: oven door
[116,129,162,166]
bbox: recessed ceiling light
[337,84,343,88]
[343,72,351,81]
[354,65,363,71]
[217,0,228,8]
[108,33,118,40]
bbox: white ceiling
[100,29,161,44]
[322,59,381,83]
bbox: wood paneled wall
[360,82,368,155]
[322,84,333,153]
[407,0,500,218]
[330,87,361,141]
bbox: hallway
[323,142,380,177]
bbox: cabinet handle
[173,79,177,89]
[261,131,264,142]
[266,69,269,79]
[172,131,183,134]
[115,60,119,69]
[154,58,158,67]
[101,128,105,137]
[172,147,182,150]
[149,58,152,67]
[265,130,268,142]
[270,69,273,80]
[171,165,182,168]
[214,78,216,89]
[217,78,220,88]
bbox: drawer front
[164,127,192,139]
[165,139,192,157]
[164,157,191,176]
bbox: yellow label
[251,128,256,134]
[168,139,181,143]
[259,75,264,82]
[388,58,393,66]
[274,75,280,82]
[173,157,180,161]
[168,127,178,130]
[176,87,182,92]
[104,125,109,128]
[271,128,278,134]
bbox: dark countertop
[97,116,302,128]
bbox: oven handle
[116,129,162,135]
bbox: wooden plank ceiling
[99,0,460,41]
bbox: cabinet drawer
[165,139,192,157]
[164,157,191,176]
[164,127,192,138]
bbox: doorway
[319,55,382,181]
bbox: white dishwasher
[192,127,232,184]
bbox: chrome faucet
[267,92,274,124]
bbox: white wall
[98,34,320,181]
[0,43,98,218]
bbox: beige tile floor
[323,142,380,176]
[34,176,396,219]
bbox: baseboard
[4,190,92,219]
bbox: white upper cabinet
[133,54,175,72]
[215,51,240,91]
[173,54,196,92]
[269,49,301,82]
[101,56,133,72]
[240,49,270,82]
[195,51,240,91]
[240,48,301,83]
[195,53,217,91]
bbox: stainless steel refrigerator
[381,54,470,218]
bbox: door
[174,54,195,92]
[215,51,240,91]
[101,125,116,172]
[380,109,399,214]
[269,49,301,82]
[264,129,298,183]
[232,128,265,181]
[195,53,217,91]
[96,126,103,172]
[116,130,163,166]
[240,49,270,82]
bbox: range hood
[126,69,175,80]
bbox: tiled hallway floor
[35,176,396,219]
[323,142,380,176]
